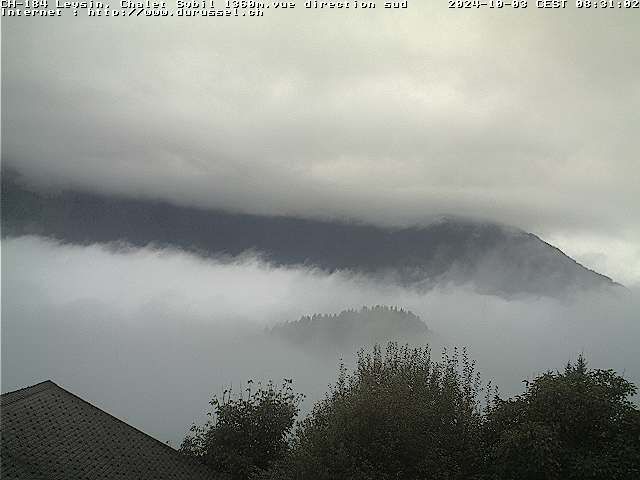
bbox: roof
[1,380,214,480]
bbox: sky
[2,6,639,284]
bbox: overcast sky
[2,7,639,283]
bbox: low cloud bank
[2,236,638,445]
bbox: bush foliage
[483,355,640,480]
[180,379,303,480]
[182,344,640,480]
[291,343,483,480]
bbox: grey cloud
[2,7,639,281]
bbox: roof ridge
[1,380,213,479]
[1,380,57,406]
[42,382,203,461]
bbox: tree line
[180,342,640,480]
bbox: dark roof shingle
[1,380,213,480]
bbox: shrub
[290,342,485,480]
[180,379,303,480]
[483,355,640,480]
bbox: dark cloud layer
[2,8,639,281]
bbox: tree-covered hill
[269,306,429,352]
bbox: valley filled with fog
[2,5,639,478]
[3,235,638,446]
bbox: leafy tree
[180,379,304,480]
[482,355,640,480]
[181,347,640,480]
[289,342,485,480]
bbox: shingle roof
[1,380,214,480]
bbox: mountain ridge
[1,170,617,298]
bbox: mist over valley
[2,235,637,446]
[2,7,639,477]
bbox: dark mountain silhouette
[1,169,617,297]
[270,306,429,352]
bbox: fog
[2,236,639,445]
